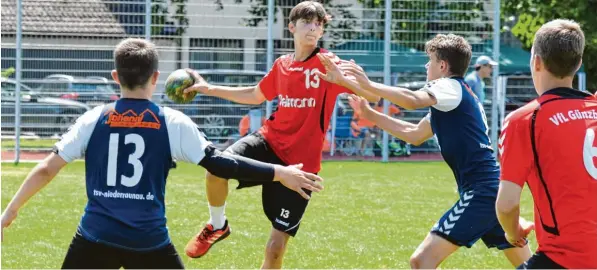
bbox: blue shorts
[430,186,515,250]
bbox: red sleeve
[499,112,534,187]
[330,82,353,95]
[258,58,280,101]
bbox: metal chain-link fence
[3,0,586,162]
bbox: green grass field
[1,139,58,150]
[1,161,536,269]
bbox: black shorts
[225,132,312,237]
[517,252,565,269]
[61,230,184,269]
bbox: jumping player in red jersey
[182,1,379,268]
[496,19,597,269]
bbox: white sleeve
[54,105,104,162]
[164,107,212,164]
[420,78,463,112]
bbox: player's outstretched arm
[1,153,67,241]
[1,105,99,241]
[166,109,323,200]
[315,54,433,110]
[183,69,266,105]
[348,95,433,146]
[313,54,380,103]
[198,147,323,200]
[496,181,535,248]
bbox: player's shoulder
[504,100,539,125]
[275,54,293,65]
[162,106,196,127]
[422,77,462,92]
[79,104,106,123]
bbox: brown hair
[533,19,584,78]
[289,1,331,25]
[424,34,472,77]
[114,38,159,90]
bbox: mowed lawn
[1,161,536,269]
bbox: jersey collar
[542,87,592,98]
[292,47,320,63]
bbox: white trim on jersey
[54,105,105,162]
[163,107,211,164]
[420,78,463,112]
[54,104,211,165]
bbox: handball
[164,69,197,103]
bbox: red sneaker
[185,220,231,258]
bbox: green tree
[1,67,15,78]
[151,0,189,36]
[152,0,189,69]
[502,0,597,92]
[212,0,360,48]
[358,0,491,51]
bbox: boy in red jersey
[496,19,597,269]
[182,1,379,268]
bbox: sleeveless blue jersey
[423,77,500,192]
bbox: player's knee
[265,237,287,261]
[409,254,422,269]
[409,251,432,269]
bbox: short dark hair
[289,1,331,25]
[114,38,159,90]
[425,34,472,77]
[533,19,584,78]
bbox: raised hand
[312,53,348,86]
[338,60,372,90]
[348,94,373,118]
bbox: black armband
[198,145,276,182]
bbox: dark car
[34,74,119,107]
[1,77,91,136]
[161,69,267,140]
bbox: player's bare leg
[184,172,231,258]
[502,245,532,267]
[261,228,291,269]
[206,171,229,218]
[409,232,459,269]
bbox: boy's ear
[151,71,160,85]
[111,70,120,85]
[288,22,295,34]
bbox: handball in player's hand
[164,69,197,103]
[183,68,210,96]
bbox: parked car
[161,69,267,140]
[1,77,91,136]
[34,74,119,107]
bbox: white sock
[208,204,226,230]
